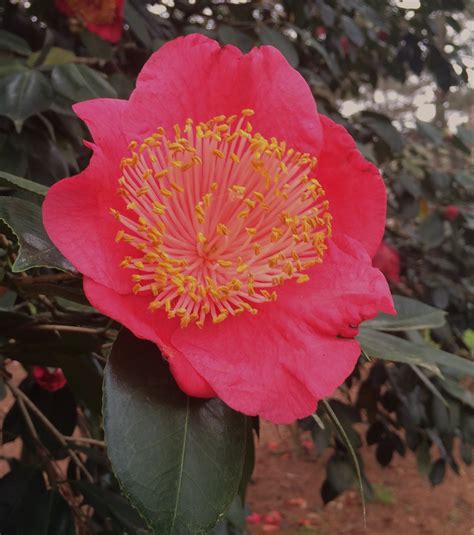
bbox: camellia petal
[83,276,216,398]
[316,116,387,257]
[126,34,324,157]
[44,35,394,423]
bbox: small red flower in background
[340,35,350,55]
[442,204,460,221]
[373,241,401,284]
[56,0,124,43]
[32,366,67,392]
[43,35,393,423]
[314,26,327,39]
[246,512,262,525]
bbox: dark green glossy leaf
[0,197,73,272]
[360,111,403,154]
[0,30,31,55]
[326,455,355,494]
[257,25,299,67]
[417,212,445,249]
[416,439,431,476]
[124,2,154,48]
[51,64,117,102]
[429,458,446,486]
[218,26,254,53]
[0,463,74,534]
[358,328,474,377]
[27,47,77,68]
[80,30,113,61]
[0,58,28,77]
[341,16,365,47]
[104,329,248,534]
[60,353,103,417]
[416,120,443,145]
[0,70,53,125]
[439,378,474,409]
[74,482,150,534]
[318,1,336,27]
[0,171,48,197]
[363,295,446,331]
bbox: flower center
[111,109,332,328]
[64,0,116,25]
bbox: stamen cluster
[111,109,332,328]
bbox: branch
[6,380,94,483]
[64,436,106,448]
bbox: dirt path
[246,422,474,534]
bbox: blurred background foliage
[0,1,473,534]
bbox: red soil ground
[246,422,474,535]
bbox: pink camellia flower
[56,0,124,43]
[43,35,394,423]
[373,241,401,284]
[442,204,460,221]
[32,366,67,392]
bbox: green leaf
[417,212,445,249]
[363,295,446,331]
[439,378,474,409]
[0,197,73,272]
[360,111,403,154]
[318,1,336,27]
[0,70,53,125]
[0,58,29,77]
[416,439,431,476]
[340,15,365,47]
[257,25,299,67]
[429,458,446,486]
[124,1,154,48]
[0,30,32,55]
[0,464,74,534]
[104,330,249,534]
[27,47,77,68]
[358,328,474,377]
[218,25,254,53]
[0,171,48,197]
[322,400,366,524]
[80,30,113,61]
[416,120,443,145]
[326,455,355,494]
[51,64,117,102]
[74,482,150,534]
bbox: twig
[64,436,106,448]
[6,380,94,483]
[15,273,79,285]
[32,324,102,335]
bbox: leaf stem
[322,399,366,527]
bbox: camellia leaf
[416,120,443,145]
[104,329,249,534]
[218,25,254,53]
[0,29,32,56]
[363,295,446,331]
[358,328,474,377]
[340,15,365,47]
[0,171,48,197]
[51,63,117,102]
[257,25,299,67]
[0,70,53,125]
[27,47,77,68]
[0,197,74,272]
